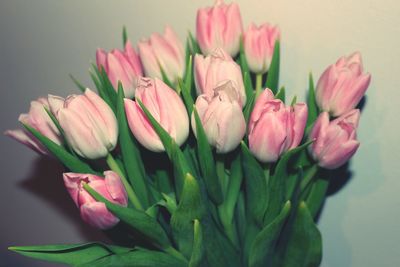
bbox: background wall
[1,0,399,266]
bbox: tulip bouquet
[6,1,371,267]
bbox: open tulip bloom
[6,1,371,267]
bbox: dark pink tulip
[63,171,128,229]
[5,97,63,155]
[124,77,189,152]
[243,23,280,74]
[96,41,143,98]
[309,110,360,169]
[316,52,371,117]
[196,0,243,57]
[248,89,308,163]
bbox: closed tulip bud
[248,89,308,163]
[196,0,243,57]
[124,77,189,152]
[5,97,63,155]
[63,171,128,229]
[192,81,246,153]
[316,52,371,117]
[96,41,143,98]
[243,23,280,74]
[55,89,118,159]
[138,26,185,85]
[309,110,360,169]
[194,48,246,107]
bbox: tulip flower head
[309,109,360,169]
[243,23,280,74]
[124,77,189,152]
[248,89,308,163]
[192,81,246,153]
[138,26,185,85]
[96,41,143,98]
[54,89,118,159]
[194,48,246,107]
[5,97,63,155]
[63,171,128,229]
[316,52,371,117]
[196,0,243,57]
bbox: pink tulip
[138,26,185,85]
[192,81,246,153]
[309,110,360,169]
[124,77,189,152]
[194,48,246,107]
[243,23,280,74]
[55,89,118,159]
[63,171,128,229]
[5,97,63,155]
[316,52,371,117]
[196,0,243,57]
[96,41,143,98]
[248,89,308,163]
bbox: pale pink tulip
[309,110,360,169]
[138,26,185,84]
[243,23,280,74]
[124,77,189,152]
[192,81,246,153]
[248,89,308,162]
[55,89,118,159]
[5,97,63,155]
[316,52,371,117]
[194,48,246,107]
[196,0,243,57]
[63,171,128,229]
[96,41,143,98]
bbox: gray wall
[1,0,399,266]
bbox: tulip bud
[248,89,308,163]
[243,23,280,74]
[194,48,246,107]
[316,52,371,117]
[5,97,63,155]
[63,171,128,229]
[196,0,243,57]
[124,77,189,152]
[192,81,246,153]
[138,26,185,85]
[96,41,143,98]
[56,89,118,159]
[309,110,360,169]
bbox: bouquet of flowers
[6,1,371,266]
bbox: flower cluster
[6,1,371,266]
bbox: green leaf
[249,201,291,267]
[99,67,118,109]
[90,66,114,112]
[264,141,313,225]
[9,243,131,266]
[305,178,329,219]
[239,37,250,75]
[243,71,254,102]
[79,248,188,267]
[290,95,297,106]
[241,142,268,226]
[275,86,285,102]
[280,202,322,267]
[265,40,280,93]
[84,184,171,250]
[193,108,223,205]
[306,73,319,129]
[23,124,96,174]
[69,74,86,92]
[178,77,194,116]
[243,91,256,123]
[160,67,175,90]
[117,84,150,208]
[171,173,206,258]
[189,219,205,267]
[188,31,201,55]
[122,26,128,45]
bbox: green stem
[164,246,188,263]
[216,154,227,197]
[300,164,319,192]
[255,73,263,97]
[106,153,143,210]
